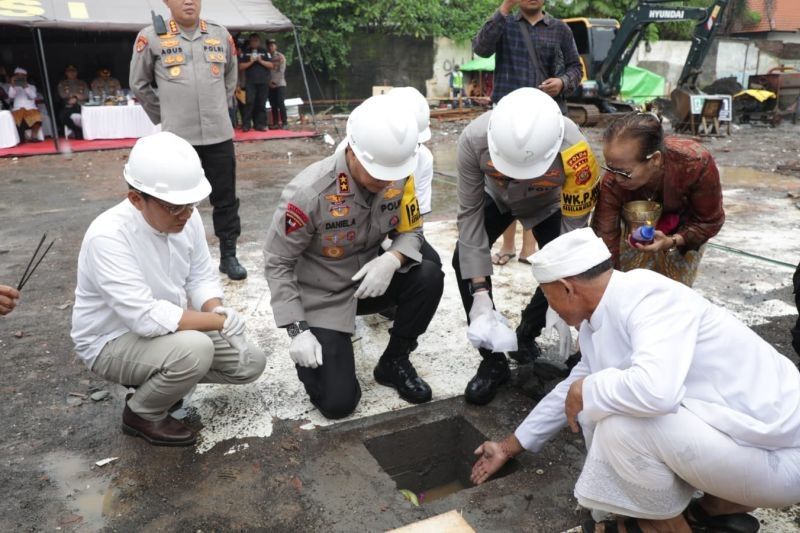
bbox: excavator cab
[564,18,619,84]
[563,17,632,122]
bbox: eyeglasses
[150,197,199,216]
[600,150,659,181]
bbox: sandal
[491,251,516,265]
[582,517,644,533]
[684,499,760,533]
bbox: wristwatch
[468,280,491,295]
[286,320,309,339]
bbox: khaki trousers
[92,330,266,421]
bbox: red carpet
[0,128,318,158]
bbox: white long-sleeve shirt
[516,269,800,452]
[7,84,38,111]
[414,144,434,215]
[71,200,223,368]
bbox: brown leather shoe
[122,401,196,447]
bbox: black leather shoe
[508,336,541,365]
[465,357,510,405]
[219,239,248,280]
[373,358,432,404]
[122,402,196,446]
[241,126,250,133]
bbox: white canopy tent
[0,0,315,148]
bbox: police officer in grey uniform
[57,65,88,138]
[455,87,601,405]
[130,0,247,280]
[264,96,444,419]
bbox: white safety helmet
[387,86,431,143]
[346,95,419,181]
[487,87,565,180]
[123,132,211,205]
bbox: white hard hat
[487,87,565,180]
[346,95,419,181]
[387,86,431,143]
[123,132,211,205]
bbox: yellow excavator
[562,0,729,126]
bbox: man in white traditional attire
[470,228,800,533]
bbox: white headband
[530,228,611,284]
[14,67,27,75]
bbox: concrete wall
[425,37,473,100]
[629,37,800,93]
[283,33,435,101]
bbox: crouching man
[264,95,444,419]
[471,228,800,532]
[71,132,266,446]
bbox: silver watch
[286,321,309,339]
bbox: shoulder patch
[285,203,310,234]
[396,175,422,232]
[560,140,601,218]
[135,35,148,53]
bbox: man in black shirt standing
[238,33,273,132]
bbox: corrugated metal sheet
[0,0,293,32]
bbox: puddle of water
[419,480,467,504]
[44,452,119,531]
[719,166,798,189]
[430,142,457,175]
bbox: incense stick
[16,233,46,291]
[17,236,54,291]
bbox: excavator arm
[596,0,729,97]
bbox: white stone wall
[629,38,800,90]
[426,37,473,100]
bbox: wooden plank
[389,510,475,533]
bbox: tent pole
[292,25,316,129]
[33,28,60,151]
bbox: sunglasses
[600,151,659,181]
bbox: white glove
[468,291,494,323]
[222,332,251,367]
[351,252,402,299]
[545,306,573,359]
[213,306,246,337]
[289,329,323,368]
[467,311,518,352]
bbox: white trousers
[574,408,800,520]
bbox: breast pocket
[204,45,227,79]
[159,47,188,83]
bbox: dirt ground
[1,118,799,532]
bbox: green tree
[273,0,497,74]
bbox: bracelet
[668,236,679,252]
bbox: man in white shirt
[471,228,800,532]
[71,132,266,447]
[7,67,42,142]
[387,87,440,266]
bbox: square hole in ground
[364,416,520,505]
